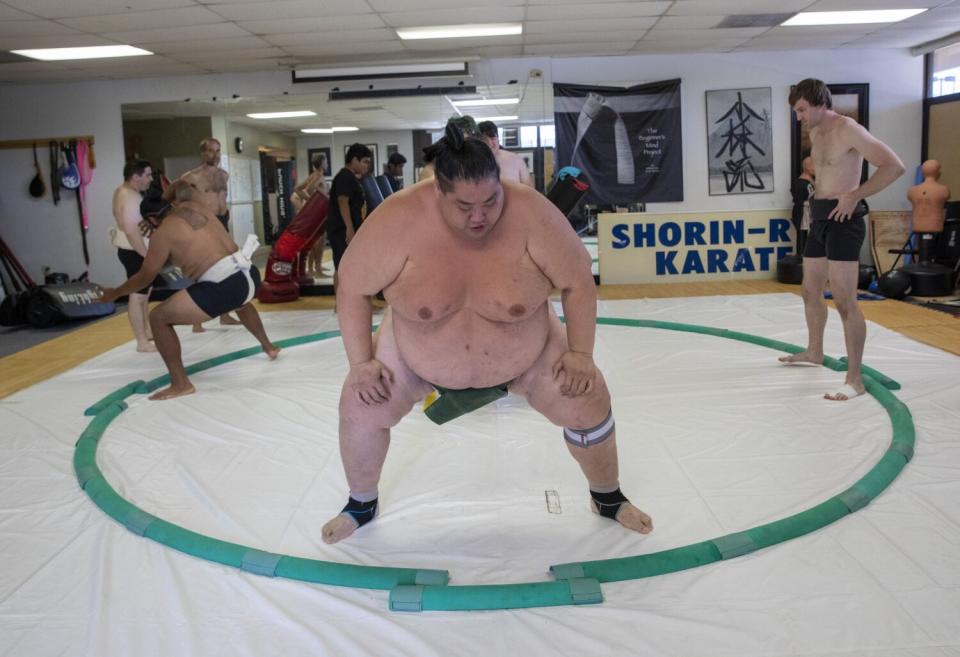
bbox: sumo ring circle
[73,318,914,613]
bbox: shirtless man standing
[781,79,905,401]
[165,137,241,330]
[112,159,155,352]
[321,121,652,543]
[478,121,535,187]
[99,182,279,401]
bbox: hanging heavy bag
[28,143,46,198]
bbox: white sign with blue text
[598,210,795,284]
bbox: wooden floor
[1,280,957,400]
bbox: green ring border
[74,318,912,612]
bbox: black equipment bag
[25,282,115,328]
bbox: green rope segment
[73,318,913,612]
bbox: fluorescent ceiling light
[301,127,359,134]
[397,23,522,40]
[782,9,926,26]
[247,111,316,119]
[451,97,520,107]
[473,115,519,122]
[11,45,152,61]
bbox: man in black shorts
[98,184,279,401]
[327,144,372,292]
[112,159,156,352]
[782,79,905,401]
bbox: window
[931,41,960,97]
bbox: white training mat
[1,294,959,657]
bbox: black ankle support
[590,488,629,520]
[341,496,378,527]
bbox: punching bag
[258,191,329,303]
[546,166,590,217]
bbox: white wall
[295,130,415,188]
[0,50,924,287]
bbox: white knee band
[563,410,615,448]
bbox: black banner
[554,79,683,204]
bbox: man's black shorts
[804,199,867,262]
[328,231,348,271]
[116,248,151,294]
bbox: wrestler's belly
[392,304,550,389]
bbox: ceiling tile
[368,0,523,9]
[138,36,274,54]
[58,6,228,32]
[803,0,940,10]
[170,47,288,63]
[667,0,812,13]
[642,27,771,40]
[0,20,84,37]
[205,0,371,21]
[525,2,670,20]
[526,0,666,4]
[524,30,652,45]
[262,29,397,47]
[630,41,742,53]
[379,7,525,27]
[104,22,253,45]
[524,41,637,55]
[898,6,960,24]
[0,34,116,50]
[0,4,40,20]
[765,24,881,36]
[653,15,727,29]
[0,0,195,19]
[526,18,659,33]
[238,15,386,34]
[283,42,407,57]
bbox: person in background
[111,159,156,352]
[383,152,407,193]
[291,152,330,277]
[478,120,535,187]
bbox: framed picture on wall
[791,83,869,182]
[705,87,774,195]
[306,147,332,176]
[344,144,378,176]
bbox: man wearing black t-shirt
[328,144,373,281]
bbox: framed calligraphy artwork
[706,87,774,196]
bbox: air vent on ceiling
[717,13,796,28]
[330,86,476,101]
[349,106,385,112]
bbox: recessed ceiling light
[10,45,152,61]
[451,97,521,107]
[473,115,519,122]
[396,23,522,40]
[247,111,317,119]
[782,9,927,26]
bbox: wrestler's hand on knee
[552,351,597,398]
[347,359,395,405]
[828,193,858,222]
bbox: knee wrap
[563,410,615,448]
[341,496,378,528]
[590,487,629,520]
